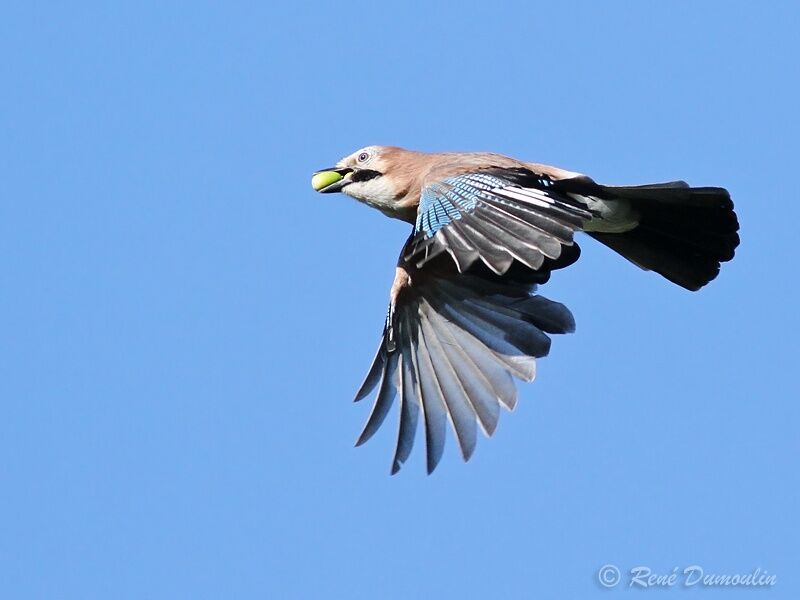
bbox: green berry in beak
[311,170,344,191]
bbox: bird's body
[329,146,584,222]
[312,145,739,474]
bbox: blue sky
[2,2,798,598]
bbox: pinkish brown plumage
[332,146,583,223]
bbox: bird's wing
[404,169,595,274]
[354,168,600,474]
[354,264,576,474]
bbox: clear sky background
[2,2,798,598]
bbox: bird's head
[312,146,418,217]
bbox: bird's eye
[358,152,369,162]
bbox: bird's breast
[346,180,419,224]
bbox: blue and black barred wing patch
[405,170,594,274]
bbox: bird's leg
[385,267,411,352]
[390,266,411,303]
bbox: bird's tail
[588,182,740,290]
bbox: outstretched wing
[354,169,598,474]
[354,267,576,474]
[405,169,594,275]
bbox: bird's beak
[311,167,354,193]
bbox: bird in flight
[312,146,739,474]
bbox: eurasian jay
[312,146,739,474]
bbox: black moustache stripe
[351,169,382,183]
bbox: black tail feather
[590,183,740,291]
